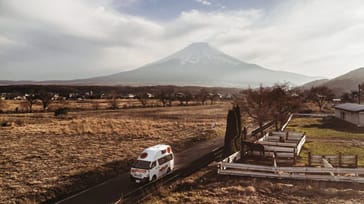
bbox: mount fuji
[77,42,317,87]
[1,43,319,87]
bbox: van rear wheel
[167,167,171,174]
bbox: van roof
[138,144,172,161]
[145,144,170,152]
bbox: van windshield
[133,160,151,169]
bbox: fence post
[273,151,277,168]
[338,152,342,167]
[293,150,296,165]
[308,152,312,166]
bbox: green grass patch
[286,117,364,140]
[298,141,364,166]
[286,117,364,166]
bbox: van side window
[165,154,173,161]
[158,157,166,165]
[158,154,173,165]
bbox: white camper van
[130,144,174,183]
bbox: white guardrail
[218,156,364,183]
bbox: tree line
[0,85,240,113]
[236,84,337,134]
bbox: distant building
[334,103,364,127]
[52,94,60,100]
[175,92,185,98]
[332,98,341,103]
[127,94,136,99]
[145,93,154,98]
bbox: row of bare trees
[108,88,222,109]
[24,91,54,112]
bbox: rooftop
[335,103,364,112]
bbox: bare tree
[270,84,302,130]
[165,88,175,106]
[25,94,37,113]
[175,92,185,105]
[137,93,149,107]
[341,92,355,103]
[157,89,174,107]
[198,88,209,105]
[184,91,193,105]
[359,82,364,104]
[238,86,274,136]
[108,91,119,109]
[307,86,335,112]
[208,92,218,105]
[38,91,53,111]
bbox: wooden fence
[218,162,364,183]
[222,151,241,164]
[246,131,306,164]
[308,152,358,168]
[280,114,293,131]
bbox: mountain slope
[323,67,364,93]
[300,79,330,90]
[300,67,364,94]
[78,42,317,87]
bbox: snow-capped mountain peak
[71,42,319,87]
[157,42,241,65]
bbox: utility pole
[359,84,361,104]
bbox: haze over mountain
[68,42,317,87]
[301,67,364,94]
[0,43,319,87]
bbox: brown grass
[0,103,230,203]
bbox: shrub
[1,121,12,127]
[54,107,69,117]
[14,119,24,126]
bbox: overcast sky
[1,0,364,81]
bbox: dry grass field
[148,165,364,204]
[0,103,230,203]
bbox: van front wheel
[151,175,157,182]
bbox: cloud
[0,0,164,80]
[1,0,364,80]
[195,0,212,6]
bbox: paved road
[55,137,224,204]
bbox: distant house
[175,92,185,98]
[127,94,136,99]
[334,103,364,127]
[145,92,154,98]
